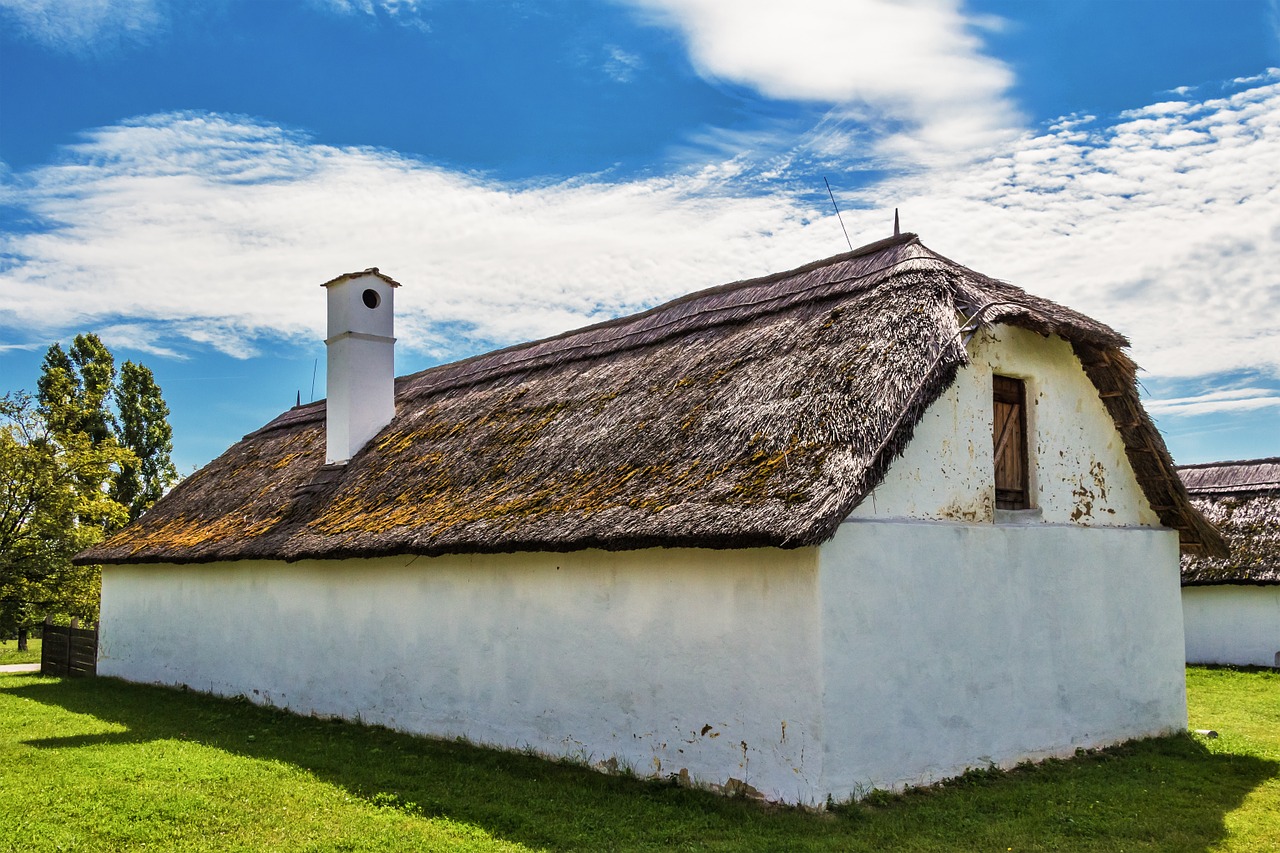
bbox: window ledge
[995,508,1043,525]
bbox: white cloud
[0,113,839,362]
[1127,101,1196,117]
[316,0,420,12]
[308,0,430,29]
[2,76,1278,393]
[1230,68,1280,86]
[604,45,644,82]
[95,322,187,360]
[1145,387,1280,417]
[0,0,165,52]
[852,80,1280,381]
[625,0,1020,163]
[0,0,434,53]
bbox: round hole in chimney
[362,289,380,309]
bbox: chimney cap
[321,267,402,289]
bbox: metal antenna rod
[824,177,854,252]
[310,358,318,403]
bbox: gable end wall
[851,325,1161,526]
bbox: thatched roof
[78,233,1224,566]
[1179,458,1279,586]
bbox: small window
[992,375,1029,510]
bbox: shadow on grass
[5,674,1278,852]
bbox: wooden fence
[40,617,98,677]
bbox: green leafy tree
[3,335,178,649]
[0,394,132,648]
[113,361,179,521]
[37,334,117,447]
[70,334,118,446]
[34,343,78,438]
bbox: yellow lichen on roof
[124,510,284,555]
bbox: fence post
[40,616,58,676]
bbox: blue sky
[1,0,1278,474]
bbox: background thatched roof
[78,233,1224,565]
[1179,458,1279,586]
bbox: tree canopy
[114,361,180,522]
[2,334,178,642]
[37,336,117,447]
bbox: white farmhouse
[1179,458,1279,668]
[78,233,1223,805]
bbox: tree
[37,335,117,447]
[113,361,179,521]
[2,335,178,649]
[0,394,131,648]
[34,343,79,438]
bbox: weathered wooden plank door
[993,376,1029,510]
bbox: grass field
[0,637,40,665]
[0,666,1276,851]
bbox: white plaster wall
[817,519,1186,800]
[1182,585,1280,667]
[851,325,1160,528]
[99,520,1187,804]
[99,547,825,803]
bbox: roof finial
[893,208,900,237]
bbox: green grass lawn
[0,637,40,665]
[1186,666,1280,850]
[0,666,1276,852]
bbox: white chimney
[322,268,399,464]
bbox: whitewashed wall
[817,520,1186,799]
[851,325,1161,528]
[1182,585,1280,667]
[99,547,827,803]
[100,518,1187,805]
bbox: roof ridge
[1176,456,1280,470]
[397,233,931,396]
[252,233,933,437]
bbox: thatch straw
[1179,458,1279,585]
[77,233,1224,565]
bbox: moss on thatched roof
[1179,458,1279,586]
[77,233,1224,566]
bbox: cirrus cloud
[0,0,432,54]
[0,0,166,53]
